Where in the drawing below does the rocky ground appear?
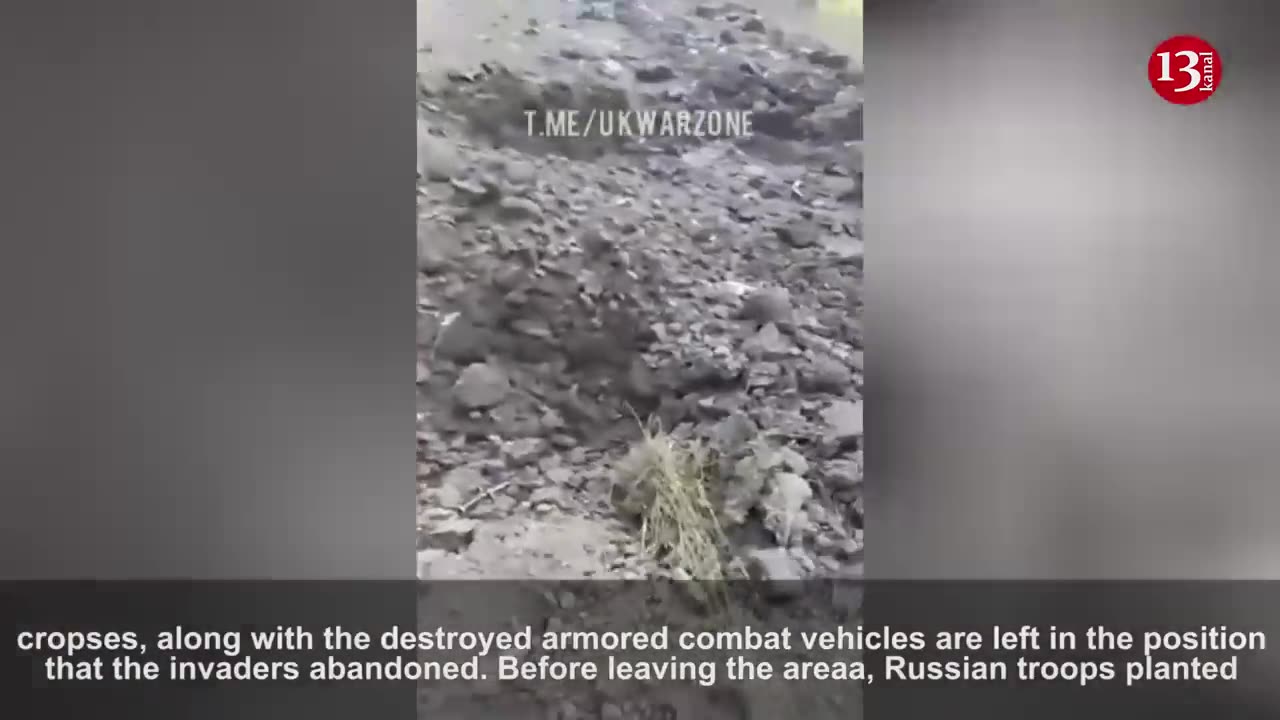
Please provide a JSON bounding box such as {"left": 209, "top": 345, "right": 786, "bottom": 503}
{"left": 416, "top": 0, "right": 863, "bottom": 587}
{"left": 415, "top": 2, "right": 864, "bottom": 717}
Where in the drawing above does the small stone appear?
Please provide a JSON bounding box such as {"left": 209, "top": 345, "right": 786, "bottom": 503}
{"left": 777, "top": 446, "right": 810, "bottom": 475}
{"left": 422, "top": 518, "right": 478, "bottom": 553}
{"left": 432, "top": 483, "right": 463, "bottom": 509}
{"left": 808, "top": 49, "right": 851, "bottom": 70}
{"left": 716, "top": 411, "right": 758, "bottom": 450}
{"left": 834, "top": 86, "right": 862, "bottom": 108}
{"left": 418, "top": 220, "right": 462, "bottom": 274}
{"left": 528, "top": 486, "right": 566, "bottom": 509}
{"left": 821, "top": 400, "right": 863, "bottom": 440}
{"left": 742, "top": 322, "right": 792, "bottom": 361}
{"left": 418, "top": 126, "right": 461, "bottom": 182}
{"left": 504, "top": 159, "right": 537, "bottom": 185}
{"left": 504, "top": 438, "right": 545, "bottom": 466}
{"left": 742, "top": 17, "right": 766, "bottom": 33}
{"left": 440, "top": 466, "right": 486, "bottom": 496}
{"left": 741, "top": 287, "right": 793, "bottom": 325}
{"left": 498, "top": 196, "right": 543, "bottom": 221}
{"left": 761, "top": 472, "right": 813, "bottom": 546}
{"left": 433, "top": 316, "right": 489, "bottom": 364}
{"left": 635, "top": 64, "right": 676, "bottom": 83}
{"left": 545, "top": 467, "right": 575, "bottom": 485}
{"left": 601, "top": 59, "right": 625, "bottom": 78}
{"left": 623, "top": 358, "right": 659, "bottom": 402}
{"left": 814, "top": 533, "right": 840, "bottom": 556}
{"left": 823, "top": 458, "right": 862, "bottom": 492}
{"left": 539, "top": 411, "right": 565, "bottom": 433}
{"left": 417, "top": 312, "right": 440, "bottom": 349}
{"left": 745, "top": 547, "right": 805, "bottom": 600}
{"left": 772, "top": 471, "right": 812, "bottom": 509}
{"left": 453, "top": 363, "right": 510, "bottom": 409}
{"left": 719, "top": 29, "right": 737, "bottom": 44}
{"left": 450, "top": 177, "right": 498, "bottom": 205}
{"left": 775, "top": 223, "right": 820, "bottom": 248}
{"left": 799, "top": 356, "right": 854, "bottom": 394}
{"left": 578, "top": 228, "right": 617, "bottom": 258}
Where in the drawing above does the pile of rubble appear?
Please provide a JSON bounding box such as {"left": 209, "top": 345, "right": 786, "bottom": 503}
{"left": 416, "top": 0, "right": 863, "bottom": 587}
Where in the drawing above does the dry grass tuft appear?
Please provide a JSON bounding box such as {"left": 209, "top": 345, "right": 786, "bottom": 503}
{"left": 612, "top": 421, "right": 732, "bottom": 608}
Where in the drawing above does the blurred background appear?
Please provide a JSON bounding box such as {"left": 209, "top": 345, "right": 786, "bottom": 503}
{"left": 866, "top": 0, "right": 1280, "bottom": 580}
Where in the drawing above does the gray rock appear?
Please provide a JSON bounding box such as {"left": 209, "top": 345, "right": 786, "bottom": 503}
{"left": 807, "top": 101, "right": 863, "bottom": 143}
{"left": 422, "top": 518, "right": 479, "bottom": 553}
{"left": 751, "top": 108, "right": 804, "bottom": 140}
{"left": 544, "top": 467, "right": 575, "bottom": 485}
{"left": 821, "top": 235, "right": 864, "bottom": 264}
{"left": 807, "top": 49, "right": 851, "bottom": 71}
{"left": 453, "top": 363, "right": 510, "bottom": 409}
{"left": 498, "top": 196, "right": 543, "bottom": 221}
{"left": 578, "top": 227, "right": 617, "bottom": 259}
{"left": 742, "top": 17, "right": 766, "bottom": 33}
{"left": 635, "top": 64, "right": 676, "bottom": 83}
{"left": 823, "top": 458, "right": 862, "bottom": 492}
{"left": 799, "top": 356, "right": 853, "bottom": 394}
{"left": 417, "top": 312, "right": 440, "bottom": 349}
{"left": 834, "top": 86, "right": 862, "bottom": 108}
{"left": 504, "top": 159, "right": 537, "bottom": 185}
{"left": 440, "top": 466, "right": 486, "bottom": 497}
{"left": 761, "top": 471, "right": 812, "bottom": 546}
{"left": 418, "top": 124, "right": 462, "bottom": 182}
{"left": 741, "top": 287, "right": 794, "bottom": 325}
{"left": 742, "top": 322, "right": 792, "bottom": 361}
{"left": 433, "top": 316, "right": 490, "bottom": 364}
{"left": 716, "top": 411, "right": 758, "bottom": 451}
{"left": 418, "top": 220, "right": 463, "bottom": 274}
{"left": 745, "top": 547, "right": 805, "bottom": 599}
{"left": 429, "top": 479, "right": 464, "bottom": 509}
{"left": 821, "top": 400, "right": 863, "bottom": 440}
{"left": 722, "top": 450, "right": 770, "bottom": 525}
{"left": 678, "top": 352, "right": 744, "bottom": 389}
{"left": 775, "top": 223, "right": 820, "bottom": 248}
{"left": 777, "top": 445, "right": 810, "bottom": 475}
{"left": 450, "top": 177, "right": 498, "bottom": 205}
{"left": 503, "top": 438, "right": 545, "bottom": 466}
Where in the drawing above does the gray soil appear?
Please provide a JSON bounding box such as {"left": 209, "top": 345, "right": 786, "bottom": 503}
{"left": 416, "top": 2, "right": 864, "bottom": 716}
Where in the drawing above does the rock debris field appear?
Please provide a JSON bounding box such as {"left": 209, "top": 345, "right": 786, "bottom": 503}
{"left": 417, "top": 0, "right": 863, "bottom": 586}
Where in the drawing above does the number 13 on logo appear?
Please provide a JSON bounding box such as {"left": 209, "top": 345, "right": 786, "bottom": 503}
{"left": 1148, "top": 35, "right": 1222, "bottom": 105}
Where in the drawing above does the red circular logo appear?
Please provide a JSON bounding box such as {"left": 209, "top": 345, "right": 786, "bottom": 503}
{"left": 1148, "top": 35, "right": 1221, "bottom": 105}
